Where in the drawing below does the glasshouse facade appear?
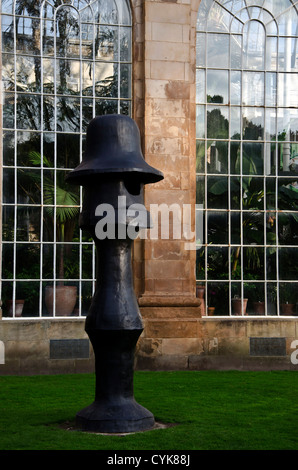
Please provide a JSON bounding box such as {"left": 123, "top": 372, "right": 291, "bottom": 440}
{"left": 0, "top": 0, "right": 297, "bottom": 374}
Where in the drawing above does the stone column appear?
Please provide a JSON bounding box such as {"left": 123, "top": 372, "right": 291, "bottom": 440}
{"left": 138, "top": 0, "right": 200, "bottom": 316}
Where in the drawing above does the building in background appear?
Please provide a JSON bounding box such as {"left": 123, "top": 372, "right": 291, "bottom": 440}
{"left": 0, "top": 0, "right": 297, "bottom": 374}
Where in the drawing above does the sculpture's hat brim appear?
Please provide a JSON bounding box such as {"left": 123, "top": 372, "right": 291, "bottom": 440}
{"left": 66, "top": 115, "right": 164, "bottom": 185}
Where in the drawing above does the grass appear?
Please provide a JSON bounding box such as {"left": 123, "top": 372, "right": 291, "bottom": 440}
{"left": 0, "top": 370, "right": 297, "bottom": 450}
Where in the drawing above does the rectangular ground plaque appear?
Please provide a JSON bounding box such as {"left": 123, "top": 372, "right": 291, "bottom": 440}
{"left": 249, "top": 337, "right": 286, "bottom": 356}
{"left": 50, "top": 339, "right": 90, "bottom": 359}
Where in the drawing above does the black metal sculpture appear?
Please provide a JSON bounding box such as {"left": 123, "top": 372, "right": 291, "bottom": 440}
{"left": 66, "top": 115, "right": 164, "bottom": 433}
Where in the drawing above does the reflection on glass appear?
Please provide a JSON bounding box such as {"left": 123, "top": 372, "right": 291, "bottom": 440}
{"left": 120, "top": 64, "right": 131, "bottom": 98}
{"left": 196, "top": 69, "right": 205, "bottom": 103}
{"left": 243, "top": 107, "right": 264, "bottom": 140}
{"left": 230, "top": 34, "right": 241, "bottom": 69}
{"left": 266, "top": 36, "right": 277, "bottom": 71}
{"left": 207, "top": 33, "right": 229, "bottom": 68}
{"left": 196, "top": 141, "right": 205, "bottom": 173}
{"left": 3, "top": 92, "right": 15, "bottom": 129}
{"left": 230, "top": 107, "right": 241, "bottom": 139}
{"left": 278, "top": 37, "right": 298, "bottom": 73}
{"left": 278, "top": 73, "right": 298, "bottom": 107}
{"left": 56, "top": 59, "right": 81, "bottom": 94}
{"left": 207, "top": 70, "right": 228, "bottom": 104}
{"left": 207, "top": 2, "right": 234, "bottom": 32}
{"left": 96, "top": 25, "right": 118, "bottom": 60}
{"left": 56, "top": 96, "right": 80, "bottom": 132}
{"left": 207, "top": 106, "right": 229, "bottom": 139}
{"left": 17, "top": 94, "right": 41, "bottom": 130}
{"left": 120, "top": 27, "right": 131, "bottom": 61}
{"left": 95, "top": 63, "right": 118, "bottom": 97}
{"left": 266, "top": 73, "right": 277, "bottom": 106}
{"left": 243, "top": 72, "right": 264, "bottom": 106}
{"left": 196, "top": 33, "right": 206, "bottom": 67}
{"left": 16, "top": 17, "right": 40, "bottom": 55}
{"left": 196, "top": 105, "right": 205, "bottom": 139}
{"left": 95, "top": 99, "right": 118, "bottom": 115}
{"left": 230, "top": 71, "right": 241, "bottom": 105}
{"left": 243, "top": 20, "right": 265, "bottom": 70}
{"left": 207, "top": 140, "right": 228, "bottom": 173}
{"left": 207, "top": 176, "right": 228, "bottom": 209}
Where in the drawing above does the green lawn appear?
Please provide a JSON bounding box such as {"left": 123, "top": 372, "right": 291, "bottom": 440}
{"left": 0, "top": 370, "right": 297, "bottom": 450}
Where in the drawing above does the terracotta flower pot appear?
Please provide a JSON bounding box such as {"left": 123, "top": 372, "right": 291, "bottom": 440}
{"left": 280, "top": 303, "right": 295, "bottom": 315}
{"left": 45, "top": 285, "right": 77, "bottom": 316}
{"left": 232, "top": 298, "right": 248, "bottom": 315}
{"left": 252, "top": 301, "right": 265, "bottom": 315}
{"left": 207, "top": 306, "right": 215, "bottom": 316}
{"left": 7, "top": 300, "right": 24, "bottom": 317}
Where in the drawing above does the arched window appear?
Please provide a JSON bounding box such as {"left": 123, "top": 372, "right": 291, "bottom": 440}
{"left": 196, "top": 0, "right": 298, "bottom": 316}
{"left": 1, "top": 0, "right": 132, "bottom": 317}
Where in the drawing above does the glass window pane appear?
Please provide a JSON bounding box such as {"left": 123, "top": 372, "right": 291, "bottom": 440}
{"left": 196, "top": 33, "right": 206, "bottom": 67}
{"left": 207, "top": 33, "right": 229, "bottom": 68}
{"left": 279, "top": 248, "right": 298, "bottom": 281}
{"left": 243, "top": 20, "right": 265, "bottom": 70}
{"left": 196, "top": 141, "right": 205, "bottom": 173}
{"left": 207, "top": 70, "right": 228, "bottom": 104}
{"left": 207, "top": 176, "right": 228, "bottom": 209}
{"left": 207, "top": 106, "right": 229, "bottom": 139}
{"left": 230, "top": 71, "right": 241, "bottom": 105}
{"left": 278, "top": 73, "right": 298, "bottom": 107}
{"left": 243, "top": 107, "right": 264, "bottom": 140}
{"left": 2, "top": 168, "right": 15, "bottom": 203}
{"left": 196, "top": 176, "right": 205, "bottom": 207}
{"left": 196, "top": 105, "right": 205, "bottom": 139}
{"left": 207, "top": 246, "right": 229, "bottom": 280}
{"left": 207, "top": 140, "right": 228, "bottom": 173}
{"left": 242, "top": 142, "right": 264, "bottom": 175}
{"left": 3, "top": 130, "right": 15, "bottom": 166}
{"left": 230, "top": 34, "right": 241, "bottom": 69}
{"left": 207, "top": 211, "right": 228, "bottom": 244}
{"left": 243, "top": 72, "right": 264, "bottom": 106}
{"left": 17, "top": 207, "right": 41, "bottom": 241}
{"left": 57, "top": 133, "right": 80, "bottom": 169}
{"left": 196, "top": 69, "right": 205, "bottom": 103}
{"left": 17, "top": 94, "right": 41, "bottom": 130}
{"left": 3, "top": 92, "right": 15, "bottom": 129}
{"left": 120, "top": 27, "right": 131, "bottom": 61}
{"left": 2, "top": 207, "right": 15, "bottom": 241}
{"left": 56, "top": 97, "right": 80, "bottom": 132}
{"left": 230, "top": 107, "right": 241, "bottom": 139}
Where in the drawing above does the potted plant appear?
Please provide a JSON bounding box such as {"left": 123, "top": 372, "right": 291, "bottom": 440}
{"left": 245, "top": 282, "right": 265, "bottom": 315}
{"left": 280, "top": 283, "right": 296, "bottom": 315}
{"left": 27, "top": 151, "right": 80, "bottom": 316}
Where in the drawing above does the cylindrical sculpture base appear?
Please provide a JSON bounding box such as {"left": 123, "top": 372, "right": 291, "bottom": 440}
{"left": 76, "top": 329, "right": 155, "bottom": 433}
